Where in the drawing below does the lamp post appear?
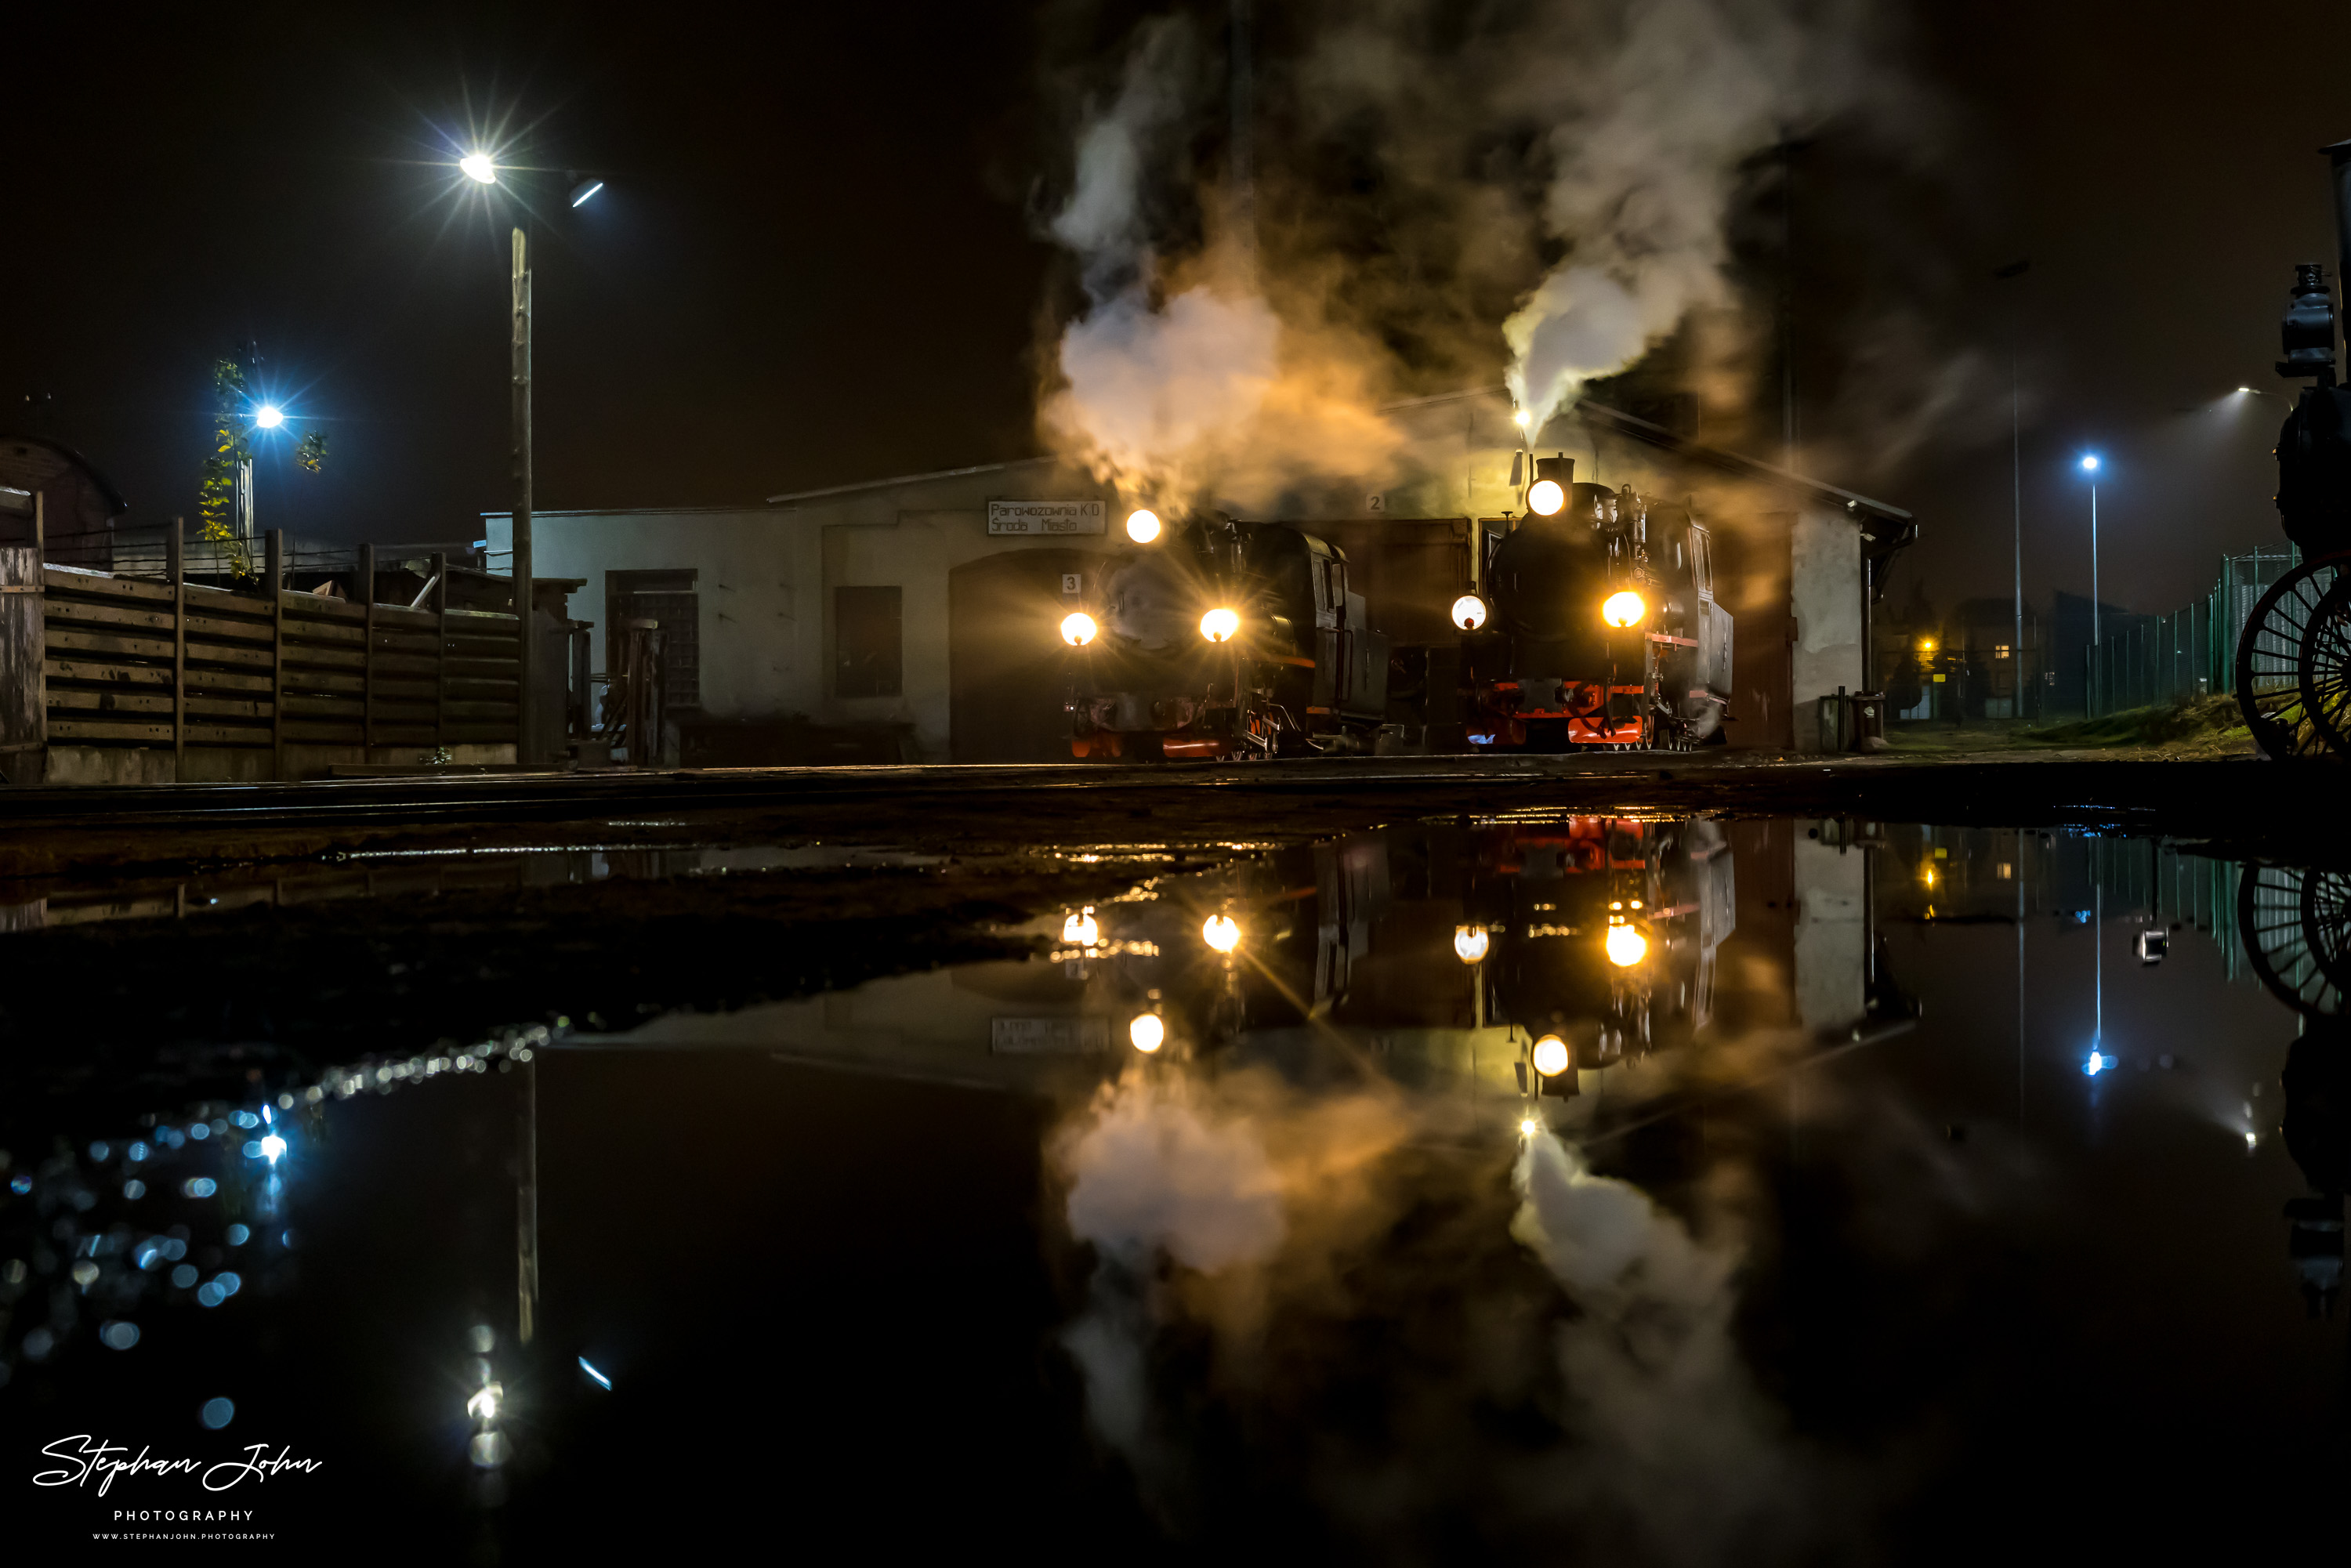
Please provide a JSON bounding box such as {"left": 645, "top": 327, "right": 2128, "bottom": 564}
{"left": 460, "top": 152, "right": 603, "bottom": 766}
{"left": 2079, "top": 453, "right": 2101, "bottom": 715}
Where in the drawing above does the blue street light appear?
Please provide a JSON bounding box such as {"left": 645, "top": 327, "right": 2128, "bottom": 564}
{"left": 254, "top": 404, "right": 284, "bottom": 429}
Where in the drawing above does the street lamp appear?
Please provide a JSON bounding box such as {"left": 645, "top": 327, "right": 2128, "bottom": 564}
{"left": 253, "top": 404, "right": 284, "bottom": 429}
{"left": 2078, "top": 453, "right": 2101, "bottom": 714}
{"left": 455, "top": 147, "right": 607, "bottom": 766}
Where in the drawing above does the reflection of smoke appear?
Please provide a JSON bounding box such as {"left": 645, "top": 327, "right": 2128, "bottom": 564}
{"left": 1511, "top": 1129, "right": 1803, "bottom": 1563}
{"left": 1052, "top": 1066, "right": 1412, "bottom": 1472}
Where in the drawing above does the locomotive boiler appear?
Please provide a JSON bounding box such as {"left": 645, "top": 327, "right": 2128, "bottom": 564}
{"left": 1057, "top": 509, "right": 1389, "bottom": 759}
{"left": 1453, "top": 458, "right": 1733, "bottom": 751}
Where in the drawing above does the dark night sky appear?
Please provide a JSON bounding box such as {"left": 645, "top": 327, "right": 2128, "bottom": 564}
{"left": 6, "top": 1, "right": 2350, "bottom": 621}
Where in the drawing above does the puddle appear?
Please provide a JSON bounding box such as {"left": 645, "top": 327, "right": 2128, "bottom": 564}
{"left": 2, "top": 816, "right": 2342, "bottom": 1555}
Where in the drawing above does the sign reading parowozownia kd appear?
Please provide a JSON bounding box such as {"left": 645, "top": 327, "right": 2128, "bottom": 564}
{"left": 987, "top": 500, "right": 1105, "bottom": 536}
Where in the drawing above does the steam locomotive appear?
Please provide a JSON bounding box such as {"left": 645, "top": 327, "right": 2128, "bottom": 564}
{"left": 1057, "top": 509, "right": 1389, "bottom": 759}
{"left": 1454, "top": 458, "right": 1734, "bottom": 751}
{"left": 1055, "top": 456, "right": 1733, "bottom": 759}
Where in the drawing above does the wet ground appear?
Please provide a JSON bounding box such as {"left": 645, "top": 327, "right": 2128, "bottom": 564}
{"left": 4, "top": 760, "right": 2349, "bottom": 1558}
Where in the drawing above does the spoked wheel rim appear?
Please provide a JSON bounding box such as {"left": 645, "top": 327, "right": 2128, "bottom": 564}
{"left": 2237, "top": 556, "right": 2348, "bottom": 759}
{"left": 2241, "top": 863, "right": 2351, "bottom": 1016}
{"left": 2302, "top": 570, "right": 2351, "bottom": 757}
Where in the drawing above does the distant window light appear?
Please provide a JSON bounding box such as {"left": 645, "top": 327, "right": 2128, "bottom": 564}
{"left": 1994, "top": 644, "right": 2012, "bottom": 659}
{"left": 1996, "top": 863, "right": 2014, "bottom": 879}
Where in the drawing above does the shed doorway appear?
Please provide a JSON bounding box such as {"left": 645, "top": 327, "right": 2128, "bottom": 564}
{"left": 949, "top": 548, "right": 1097, "bottom": 762}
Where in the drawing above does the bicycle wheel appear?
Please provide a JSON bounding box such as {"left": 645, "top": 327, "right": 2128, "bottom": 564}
{"left": 2241, "top": 863, "right": 2351, "bottom": 1017}
{"left": 2237, "top": 557, "right": 2347, "bottom": 760}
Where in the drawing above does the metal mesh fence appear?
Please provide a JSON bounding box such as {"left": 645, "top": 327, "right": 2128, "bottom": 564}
{"left": 2088, "top": 545, "right": 2298, "bottom": 715}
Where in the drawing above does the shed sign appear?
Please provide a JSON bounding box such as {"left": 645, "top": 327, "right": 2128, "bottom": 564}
{"left": 987, "top": 500, "right": 1105, "bottom": 536}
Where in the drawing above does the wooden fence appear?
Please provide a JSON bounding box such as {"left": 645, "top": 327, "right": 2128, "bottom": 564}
{"left": 1, "top": 528, "right": 523, "bottom": 784}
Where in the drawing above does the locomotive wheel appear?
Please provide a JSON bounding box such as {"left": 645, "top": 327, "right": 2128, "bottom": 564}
{"left": 2299, "top": 569, "right": 2351, "bottom": 757}
{"left": 2237, "top": 556, "right": 2349, "bottom": 759}
{"left": 2240, "top": 863, "right": 2351, "bottom": 1017}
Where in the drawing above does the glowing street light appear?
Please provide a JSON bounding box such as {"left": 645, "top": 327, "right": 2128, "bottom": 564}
{"left": 460, "top": 151, "right": 498, "bottom": 184}
{"left": 253, "top": 405, "right": 284, "bottom": 430}
{"left": 569, "top": 178, "right": 605, "bottom": 208}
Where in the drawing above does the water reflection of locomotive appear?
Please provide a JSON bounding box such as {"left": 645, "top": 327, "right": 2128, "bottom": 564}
{"left": 1465, "top": 816, "right": 1736, "bottom": 1094}
{"left": 1094, "top": 818, "right": 1732, "bottom": 1102}
{"left": 1053, "top": 460, "right": 1731, "bottom": 759}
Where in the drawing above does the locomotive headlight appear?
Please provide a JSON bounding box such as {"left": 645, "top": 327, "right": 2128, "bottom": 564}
{"left": 1605, "top": 924, "right": 1648, "bottom": 967}
{"left": 1453, "top": 925, "right": 1490, "bottom": 964}
{"left": 1449, "top": 593, "right": 1489, "bottom": 632}
{"left": 1125, "top": 509, "right": 1163, "bottom": 544}
{"left": 1527, "top": 479, "right": 1566, "bottom": 516}
{"left": 1060, "top": 611, "right": 1099, "bottom": 647}
{"left": 1602, "top": 590, "right": 1646, "bottom": 628}
{"left": 1201, "top": 914, "right": 1241, "bottom": 953}
{"left": 1531, "top": 1034, "right": 1570, "bottom": 1077}
{"left": 1199, "top": 607, "right": 1240, "bottom": 643}
{"left": 1128, "top": 1013, "right": 1165, "bottom": 1053}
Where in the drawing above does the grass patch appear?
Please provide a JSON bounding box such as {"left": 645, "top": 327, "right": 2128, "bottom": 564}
{"left": 2016, "top": 693, "right": 2251, "bottom": 751}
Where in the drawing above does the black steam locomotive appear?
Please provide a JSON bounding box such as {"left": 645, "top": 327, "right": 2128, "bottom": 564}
{"left": 1455, "top": 458, "right": 1734, "bottom": 751}
{"left": 1058, "top": 510, "right": 1389, "bottom": 759}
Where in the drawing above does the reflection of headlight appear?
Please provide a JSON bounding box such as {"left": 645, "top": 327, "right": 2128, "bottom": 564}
{"left": 1602, "top": 590, "right": 1646, "bottom": 628}
{"left": 1200, "top": 607, "right": 1240, "bottom": 643}
{"left": 1201, "top": 914, "right": 1241, "bottom": 952}
{"left": 1129, "top": 1014, "right": 1165, "bottom": 1052}
{"left": 1060, "top": 612, "right": 1098, "bottom": 646}
{"left": 1450, "top": 593, "right": 1489, "bottom": 632}
{"left": 1125, "top": 509, "right": 1162, "bottom": 544}
{"left": 1605, "top": 925, "right": 1648, "bottom": 966}
{"left": 1531, "top": 1034, "right": 1570, "bottom": 1077}
{"left": 1527, "top": 479, "right": 1565, "bottom": 515}
{"left": 1453, "top": 925, "right": 1489, "bottom": 964}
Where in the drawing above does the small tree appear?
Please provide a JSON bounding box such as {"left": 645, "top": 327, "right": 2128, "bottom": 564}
{"left": 195, "top": 357, "right": 327, "bottom": 580}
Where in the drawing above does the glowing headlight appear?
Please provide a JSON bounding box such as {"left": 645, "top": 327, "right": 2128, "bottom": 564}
{"left": 1602, "top": 590, "right": 1646, "bottom": 628}
{"left": 1129, "top": 1014, "right": 1165, "bottom": 1053}
{"left": 1527, "top": 479, "right": 1565, "bottom": 516}
{"left": 1519, "top": 1117, "right": 1540, "bottom": 1137}
{"left": 1202, "top": 914, "right": 1241, "bottom": 953}
{"left": 1450, "top": 593, "right": 1489, "bottom": 632}
{"left": 1453, "top": 925, "right": 1490, "bottom": 964}
{"left": 1605, "top": 925, "right": 1648, "bottom": 967}
{"left": 1062, "top": 908, "right": 1099, "bottom": 947}
{"left": 1531, "top": 1034, "right": 1570, "bottom": 1077}
{"left": 1200, "top": 607, "right": 1240, "bottom": 643}
{"left": 1125, "top": 509, "right": 1162, "bottom": 544}
{"left": 1060, "top": 612, "right": 1098, "bottom": 647}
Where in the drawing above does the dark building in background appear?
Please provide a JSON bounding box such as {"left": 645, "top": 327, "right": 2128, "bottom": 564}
{"left": 0, "top": 435, "right": 126, "bottom": 570}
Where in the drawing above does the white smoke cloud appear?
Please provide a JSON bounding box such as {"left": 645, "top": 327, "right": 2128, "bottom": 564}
{"left": 1500, "top": 0, "right": 1867, "bottom": 436}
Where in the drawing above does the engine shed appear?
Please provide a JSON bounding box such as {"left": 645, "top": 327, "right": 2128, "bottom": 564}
{"left": 487, "top": 393, "right": 1912, "bottom": 762}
